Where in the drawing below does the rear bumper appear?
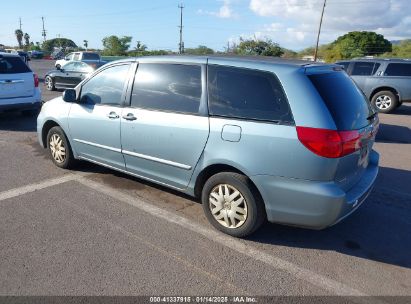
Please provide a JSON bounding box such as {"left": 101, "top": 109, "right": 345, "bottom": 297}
{"left": 0, "top": 89, "right": 41, "bottom": 112}
{"left": 251, "top": 150, "right": 379, "bottom": 229}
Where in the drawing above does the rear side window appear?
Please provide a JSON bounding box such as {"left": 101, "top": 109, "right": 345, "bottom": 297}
{"left": 384, "top": 63, "right": 411, "bottom": 76}
{"left": 82, "top": 53, "right": 100, "bottom": 60}
{"left": 0, "top": 56, "right": 31, "bottom": 74}
{"left": 208, "top": 65, "right": 293, "bottom": 123}
{"left": 131, "top": 63, "right": 202, "bottom": 115}
{"left": 351, "top": 62, "right": 375, "bottom": 76}
{"left": 308, "top": 72, "right": 374, "bottom": 130}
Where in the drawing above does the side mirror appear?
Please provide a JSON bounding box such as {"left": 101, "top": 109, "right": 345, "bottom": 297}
{"left": 62, "top": 89, "right": 77, "bottom": 103}
{"left": 56, "top": 65, "right": 61, "bottom": 70}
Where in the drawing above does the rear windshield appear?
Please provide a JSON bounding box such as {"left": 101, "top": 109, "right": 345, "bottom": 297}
{"left": 0, "top": 56, "right": 31, "bottom": 74}
{"left": 82, "top": 53, "right": 100, "bottom": 60}
{"left": 308, "top": 72, "right": 374, "bottom": 130}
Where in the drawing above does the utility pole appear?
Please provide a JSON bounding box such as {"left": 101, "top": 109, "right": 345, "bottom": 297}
{"left": 178, "top": 3, "right": 184, "bottom": 54}
{"left": 41, "top": 17, "right": 47, "bottom": 42}
{"left": 314, "top": 0, "right": 326, "bottom": 62}
{"left": 19, "top": 17, "right": 22, "bottom": 30}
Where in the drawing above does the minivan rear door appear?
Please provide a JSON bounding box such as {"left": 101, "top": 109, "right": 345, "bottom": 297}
{"left": 307, "top": 68, "right": 379, "bottom": 191}
{"left": 121, "top": 62, "right": 209, "bottom": 190}
{"left": 0, "top": 55, "right": 34, "bottom": 99}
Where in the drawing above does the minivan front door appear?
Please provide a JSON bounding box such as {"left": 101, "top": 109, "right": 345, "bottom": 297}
{"left": 121, "top": 62, "right": 209, "bottom": 189}
{"left": 68, "top": 63, "right": 132, "bottom": 170}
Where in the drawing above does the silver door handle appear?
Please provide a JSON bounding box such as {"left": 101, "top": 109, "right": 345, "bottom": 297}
{"left": 122, "top": 113, "right": 137, "bottom": 121}
{"left": 107, "top": 112, "right": 119, "bottom": 119}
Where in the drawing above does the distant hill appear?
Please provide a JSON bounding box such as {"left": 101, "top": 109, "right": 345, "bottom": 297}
{"left": 391, "top": 40, "right": 404, "bottom": 45}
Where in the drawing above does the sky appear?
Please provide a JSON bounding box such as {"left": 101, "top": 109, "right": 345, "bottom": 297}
{"left": 1, "top": 0, "right": 410, "bottom": 52}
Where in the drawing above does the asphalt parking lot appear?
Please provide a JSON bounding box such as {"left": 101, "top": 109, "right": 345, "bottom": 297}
{"left": 0, "top": 59, "right": 410, "bottom": 300}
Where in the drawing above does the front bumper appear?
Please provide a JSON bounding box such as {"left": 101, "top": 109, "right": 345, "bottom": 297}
{"left": 251, "top": 150, "right": 379, "bottom": 229}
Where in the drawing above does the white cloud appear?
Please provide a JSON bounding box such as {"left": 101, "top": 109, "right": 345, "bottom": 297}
{"left": 198, "top": 0, "right": 237, "bottom": 19}
{"left": 248, "top": 0, "right": 411, "bottom": 49}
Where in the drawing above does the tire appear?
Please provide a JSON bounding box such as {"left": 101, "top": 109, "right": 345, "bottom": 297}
{"left": 55, "top": 64, "right": 61, "bottom": 69}
{"left": 45, "top": 75, "right": 55, "bottom": 91}
{"left": 46, "top": 126, "right": 75, "bottom": 169}
{"left": 201, "top": 172, "right": 266, "bottom": 237}
{"left": 371, "top": 91, "right": 398, "bottom": 113}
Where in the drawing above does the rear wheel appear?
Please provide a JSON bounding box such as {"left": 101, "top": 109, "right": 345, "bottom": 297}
{"left": 372, "top": 91, "right": 398, "bottom": 113}
{"left": 46, "top": 126, "right": 75, "bottom": 169}
{"left": 201, "top": 172, "right": 266, "bottom": 237}
{"left": 45, "top": 76, "right": 55, "bottom": 91}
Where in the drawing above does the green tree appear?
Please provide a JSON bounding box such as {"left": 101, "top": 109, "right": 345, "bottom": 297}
{"left": 15, "top": 29, "right": 23, "bottom": 48}
{"left": 324, "top": 31, "right": 391, "bottom": 62}
{"left": 135, "top": 41, "right": 147, "bottom": 52}
{"left": 384, "top": 39, "right": 411, "bottom": 58}
{"left": 234, "top": 38, "right": 284, "bottom": 57}
{"left": 42, "top": 38, "right": 77, "bottom": 52}
{"left": 102, "top": 35, "right": 132, "bottom": 56}
{"left": 185, "top": 45, "right": 214, "bottom": 55}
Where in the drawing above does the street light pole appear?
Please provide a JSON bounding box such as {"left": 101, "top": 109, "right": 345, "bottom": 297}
{"left": 314, "top": 0, "right": 327, "bottom": 62}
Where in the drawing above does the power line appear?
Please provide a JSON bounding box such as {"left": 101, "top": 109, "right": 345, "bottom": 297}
{"left": 178, "top": 3, "right": 184, "bottom": 54}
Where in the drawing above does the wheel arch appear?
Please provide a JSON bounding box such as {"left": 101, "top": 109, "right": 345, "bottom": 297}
{"left": 193, "top": 163, "right": 262, "bottom": 202}
{"left": 370, "top": 86, "right": 400, "bottom": 101}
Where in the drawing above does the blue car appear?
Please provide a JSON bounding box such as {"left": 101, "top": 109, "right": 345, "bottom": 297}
{"left": 37, "top": 56, "right": 379, "bottom": 237}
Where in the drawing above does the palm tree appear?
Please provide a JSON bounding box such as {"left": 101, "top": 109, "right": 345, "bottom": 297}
{"left": 15, "top": 29, "right": 23, "bottom": 48}
{"left": 83, "top": 40, "right": 88, "bottom": 51}
{"left": 24, "top": 33, "right": 30, "bottom": 49}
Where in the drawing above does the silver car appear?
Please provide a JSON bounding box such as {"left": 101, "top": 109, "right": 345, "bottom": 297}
{"left": 37, "top": 56, "right": 379, "bottom": 237}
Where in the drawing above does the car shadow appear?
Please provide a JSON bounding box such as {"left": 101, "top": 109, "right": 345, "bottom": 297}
{"left": 389, "top": 103, "right": 411, "bottom": 116}
{"left": 0, "top": 112, "right": 37, "bottom": 132}
{"left": 247, "top": 166, "right": 411, "bottom": 269}
{"left": 375, "top": 123, "right": 411, "bottom": 144}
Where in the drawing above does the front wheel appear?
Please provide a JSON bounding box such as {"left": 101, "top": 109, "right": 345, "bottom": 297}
{"left": 46, "top": 126, "right": 75, "bottom": 169}
{"left": 372, "top": 91, "right": 398, "bottom": 113}
{"left": 201, "top": 172, "right": 266, "bottom": 237}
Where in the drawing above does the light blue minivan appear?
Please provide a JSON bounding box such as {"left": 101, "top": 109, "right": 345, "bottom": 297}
{"left": 37, "top": 56, "right": 379, "bottom": 237}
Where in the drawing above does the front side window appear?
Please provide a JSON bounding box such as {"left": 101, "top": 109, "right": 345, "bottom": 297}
{"left": 66, "top": 53, "right": 74, "bottom": 60}
{"left": 131, "top": 63, "right": 202, "bottom": 114}
{"left": 80, "top": 64, "right": 130, "bottom": 106}
{"left": 208, "top": 65, "right": 293, "bottom": 123}
{"left": 62, "top": 62, "right": 76, "bottom": 70}
{"left": 384, "top": 63, "right": 411, "bottom": 76}
{"left": 351, "top": 62, "right": 375, "bottom": 76}
{"left": 74, "top": 62, "right": 93, "bottom": 73}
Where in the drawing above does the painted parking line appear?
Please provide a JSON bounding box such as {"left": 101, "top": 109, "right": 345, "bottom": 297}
{"left": 0, "top": 173, "right": 385, "bottom": 302}
{"left": 77, "top": 177, "right": 382, "bottom": 301}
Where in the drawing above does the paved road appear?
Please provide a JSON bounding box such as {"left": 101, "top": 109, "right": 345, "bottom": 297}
{"left": 0, "top": 60, "right": 410, "bottom": 300}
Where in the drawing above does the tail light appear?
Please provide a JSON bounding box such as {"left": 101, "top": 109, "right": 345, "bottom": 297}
{"left": 296, "top": 126, "right": 361, "bottom": 158}
{"left": 33, "top": 74, "right": 39, "bottom": 87}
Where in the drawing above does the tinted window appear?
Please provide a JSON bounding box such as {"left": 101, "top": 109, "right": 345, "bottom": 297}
{"left": 62, "top": 62, "right": 76, "bottom": 70}
{"left": 208, "top": 65, "right": 293, "bottom": 123}
{"left": 82, "top": 53, "right": 100, "bottom": 60}
{"left": 384, "top": 63, "right": 411, "bottom": 76}
{"left": 337, "top": 62, "right": 350, "bottom": 71}
{"left": 0, "top": 56, "right": 31, "bottom": 74}
{"left": 351, "top": 62, "right": 375, "bottom": 76}
{"left": 131, "top": 63, "right": 202, "bottom": 114}
{"left": 80, "top": 64, "right": 130, "bottom": 106}
{"left": 309, "top": 72, "right": 374, "bottom": 130}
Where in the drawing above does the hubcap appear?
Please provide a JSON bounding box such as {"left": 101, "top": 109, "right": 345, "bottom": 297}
{"left": 45, "top": 77, "right": 53, "bottom": 90}
{"left": 375, "top": 95, "right": 392, "bottom": 110}
{"left": 209, "top": 184, "right": 248, "bottom": 229}
{"left": 49, "top": 134, "right": 66, "bottom": 163}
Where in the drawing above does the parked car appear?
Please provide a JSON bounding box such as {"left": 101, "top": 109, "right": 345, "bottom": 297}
{"left": 336, "top": 58, "right": 411, "bottom": 113}
{"left": 30, "top": 50, "right": 44, "bottom": 59}
{"left": 55, "top": 51, "right": 104, "bottom": 69}
{"left": 0, "top": 52, "right": 41, "bottom": 115}
{"left": 37, "top": 56, "right": 379, "bottom": 237}
{"left": 44, "top": 61, "right": 101, "bottom": 91}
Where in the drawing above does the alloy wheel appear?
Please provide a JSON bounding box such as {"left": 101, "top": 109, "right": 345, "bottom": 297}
{"left": 49, "top": 134, "right": 66, "bottom": 163}
{"left": 375, "top": 95, "right": 392, "bottom": 110}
